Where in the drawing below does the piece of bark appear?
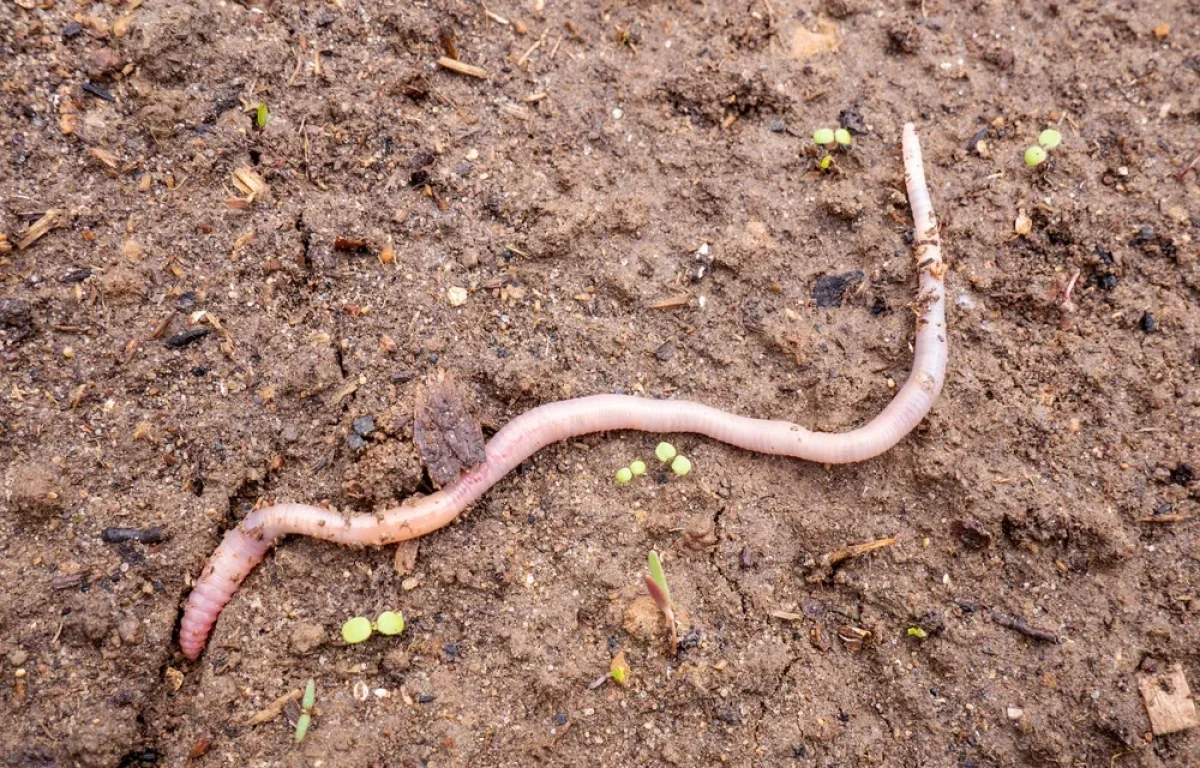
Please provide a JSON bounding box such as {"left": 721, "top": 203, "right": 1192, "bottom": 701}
{"left": 394, "top": 540, "right": 419, "bottom": 576}
{"left": 1139, "top": 664, "right": 1199, "bottom": 736}
{"left": 413, "top": 370, "right": 486, "bottom": 487}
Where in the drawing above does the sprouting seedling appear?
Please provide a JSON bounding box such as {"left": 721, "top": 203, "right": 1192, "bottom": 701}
{"left": 256, "top": 102, "right": 269, "bottom": 130}
{"left": 589, "top": 650, "right": 632, "bottom": 690}
{"left": 629, "top": 460, "right": 647, "bottom": 477}
{"left": 341, "top": 616, "right": 373, "bottom": 644}
{"left": 1025, "top": 128, "right": 1063, "bottom": 168}
{"left": 645, "top": 550, "right": 678, "bottom": 653}
{"left": 670, "top": 455, "right": 692, "bottom": 476}
{"left": 1037, "top": 129, "right": 1062, "bottom": 150}
{"left": 834, "top": 128, "right": 852, "bottom": 147}
{"left": 655, "top": 442, "right": 677, "bottom": 462}
{"left": 906, "top": 626, "right": 928, "bottom": 639}
{"left": 615, "top": 466, "right": 633, "bottom": 485}
{"left": 295, "top": 678, "right": 316, "bottom": 743}
{"left": 376, "top": 610, "right": 405, "bottom": 636}
{"left": 813, "top": 128, "right": 835, "bottom": 146}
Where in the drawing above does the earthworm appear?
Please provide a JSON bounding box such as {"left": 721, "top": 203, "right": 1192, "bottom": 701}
{"left": 178, "top": 123, "right": 947, "bottom": 661}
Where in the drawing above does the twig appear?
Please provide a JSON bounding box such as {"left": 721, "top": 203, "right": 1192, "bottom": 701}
{"left": 990, "top": 611, "right": 1062, "bottom": 644}
{"left": 821, "top": 536, "right": 898, "bottom": 568}
{"left": 437, "top": 56, "right": 487, "bottom": 79}
{"left": 246, "top": 688, "right": 302, "bottom": 726}
{"left": 516, "top": 30, "right": 547, "bottom": 67}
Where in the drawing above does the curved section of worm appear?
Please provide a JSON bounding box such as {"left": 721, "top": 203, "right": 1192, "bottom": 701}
{"left": 179, "top": 123, "right": 946, "bottom": 661}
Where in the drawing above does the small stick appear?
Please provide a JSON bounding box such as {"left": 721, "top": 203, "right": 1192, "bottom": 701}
{"left": 1139, "top": 514, "right": 1188, "bottom": 523}
{"left": 516, "top": 30, "right": 547, "bottom": 67}
{"left": 990, "top": 612, "right": 1062, "bottom": 644}
{"left": 437, "top": 56, "right": 487, "bottom": 79}
{"left": 18, "top": 209, "right": 62, "bottom": 250}
{"left": 821, "top": 536, "right": 897, "bottom": 568}
{"left": 246, "top": 688, "right": 302, "bottom": 726}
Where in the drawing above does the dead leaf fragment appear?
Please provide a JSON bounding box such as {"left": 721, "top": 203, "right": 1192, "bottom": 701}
{"left": 229, "top": 168, "right": 267, "bottom": 207}
{"left": 790, "top": 20, "right": 842, "bottom": 59}
{"left": 164, "top": 666, "right": 184, "bottom": 692}
{"left": 413, "top": 370, "right": 486, "bottom": 487}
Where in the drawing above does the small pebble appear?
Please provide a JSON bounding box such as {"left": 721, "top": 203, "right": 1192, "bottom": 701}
{"left": 447, "top": 286, "right": 468, "bottom": 306}
{"left": 352, "top": 416, "right": 376, "bottom": 437}
{"left": 117, "top": 618, "right": 144, "bottom": 646}
{"left": 1139, "top": 311, "right": 1157, "bottom": 333}
{"left": 7, "top": 649, "right": 29, "bottom": 667}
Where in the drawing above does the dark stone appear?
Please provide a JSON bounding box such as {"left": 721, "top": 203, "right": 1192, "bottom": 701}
{"left": 1170, "top": 463, "right": 1194, "bottom": 486}
{"left": 164, "top": 328, "right": 211, "bottom": 348}
{"left": 1139, "top": 311, "right": 1157, "bottom": 333}
{"left": 812, "top": 271, "right": 864, "bottom": 308}
{"left": 352, "top": 416, "right": 376, "bottom": 437}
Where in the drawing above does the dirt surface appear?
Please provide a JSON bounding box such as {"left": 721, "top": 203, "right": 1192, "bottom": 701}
{"left": 2, "top": 0, "right": 1199, "bottom": 766}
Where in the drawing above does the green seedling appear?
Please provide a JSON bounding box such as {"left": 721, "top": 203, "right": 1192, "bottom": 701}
{"left": 645, "top": 550, "right": 678, "bottom": 653}
{"left": 341, "top": 616, "right": 372, "bottom": 644}
{"left": 295, "top": 678, "right": 316, "bottom": 743}
{"left": 615, "top": 466, "right": 633, "bottom": 485}
{"left": 1024, "top": 145, "right": 1047, "bottom": 167}
{"left": 834, "top": 128, "right": 852, "bottom": 147}
{"left": 629, "top": 460, "right": 647, "bottom": 477}
{"left": 294, "top": 712, "right": 312, "bottom": 743}
{"left": 1037, "top": 128, "right": 1062, "bottom": 150}
{"left": 670, "top": 455, "right": 692, "bottom": 476}
{"left": 906, "top": 626, "right": 929, "bottom": 639}
{"left": 376, "top": 611, "right": 405, "bottom": 636}
{"left": 813, "top": 128, "right": 835, "bottom": 146}
{"left": 819, "top": 154, "right": 834, "bottom": 171}
{"left": 256, "top": 102, "right": 269, "bottom": 130}
{"left": 655, "top": 442, "right": 677, "bottom": 462}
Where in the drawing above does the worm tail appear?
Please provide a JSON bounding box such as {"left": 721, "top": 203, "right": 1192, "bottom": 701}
{"left": 179, "top": 525, "right": 273, "bottom": 660}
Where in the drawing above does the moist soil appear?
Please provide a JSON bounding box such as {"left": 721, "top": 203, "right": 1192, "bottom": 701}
{"left": 2, "top": 1, "right": 1199, "bottom": 766}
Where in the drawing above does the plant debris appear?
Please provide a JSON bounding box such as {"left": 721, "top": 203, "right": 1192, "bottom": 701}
{"left": 413, "top": 370, "right": 486, "bottom": 487}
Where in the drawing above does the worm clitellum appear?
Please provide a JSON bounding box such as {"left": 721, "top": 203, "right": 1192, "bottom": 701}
{"left": 179, "top": 123, "right": 947, "bottom": 660}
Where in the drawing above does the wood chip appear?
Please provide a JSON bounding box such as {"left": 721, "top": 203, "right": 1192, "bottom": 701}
{"left": 437, "top": 56, "right": 487, "bottom": 79}
{"left": 0, "top": 234, "right": 10, "bottom": 253}
{"left": 1139, "top": 664, "right": 1198, "bottom": 736}
{"left": 769, "top": 610, "right": 805, "bottom": 622}
{"left": 246, "top": 688, "right": 302, "bottom": 726}
{"left": 88, "top": 147, "right": 119, "bottom": 176}
{"left": 18, "top": 209, "right": 63, "bottom": 250}
{"left": 650, "top": 295, "right": 689, "bottom": 309}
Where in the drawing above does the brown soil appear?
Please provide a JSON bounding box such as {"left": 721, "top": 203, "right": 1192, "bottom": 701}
{"left": 2, "top": 0, "right": 1199, "bottom": 766}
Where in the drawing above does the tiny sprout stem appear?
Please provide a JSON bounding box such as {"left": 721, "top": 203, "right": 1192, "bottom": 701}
{"left": 294, "top": 712, "right": 312, "bottom": 743}
{"left": 302, "top": 679, "right": 316, "bottom": 712}
{"left": 648, "top": 551, "right": 670, "bottom": 603}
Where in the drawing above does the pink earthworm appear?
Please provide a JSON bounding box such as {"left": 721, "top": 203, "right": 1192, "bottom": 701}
{"left": 178, "top": 123, "right": 947, "bottom": 661}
